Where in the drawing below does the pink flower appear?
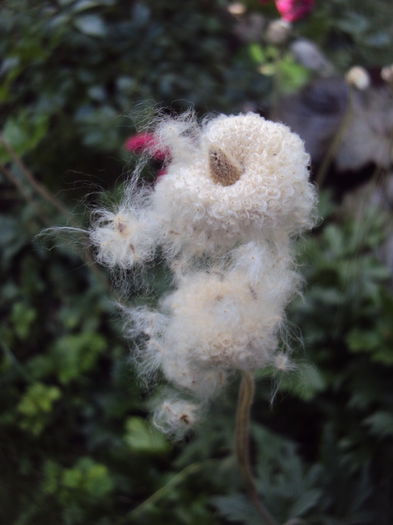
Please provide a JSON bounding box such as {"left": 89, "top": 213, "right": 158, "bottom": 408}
{"left": 124, "top": 132, "right": 170, "bottom": 179}
{"left": 124, "top": 132, "right": 167, "bottom": 161}
{"left": 275, "top": 0, "right": 314, "bottom": 22}
{"left": 156, "top": 168, "right": 167, "bottom": 178}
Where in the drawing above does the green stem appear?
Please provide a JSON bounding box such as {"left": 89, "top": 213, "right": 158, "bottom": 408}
{"left": 127, "top": 461, "right": 206, "bottom": 519}
{"left": 235, "top": 370, "right": 279, "bottom": 525}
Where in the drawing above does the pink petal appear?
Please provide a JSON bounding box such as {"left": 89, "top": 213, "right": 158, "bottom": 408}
{"left": 275, "top": 0, "right": 314, "bottom": 22}
{"left": 124, "top": 132, "right": 169, "bottom": 161}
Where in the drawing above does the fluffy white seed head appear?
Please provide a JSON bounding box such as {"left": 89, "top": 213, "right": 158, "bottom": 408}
{"left": 90, "top": 113, "right": 316, "bottom": 268}
{"left": 126, "top": 242, "right": 298, "bottom": 402}
{"left": 126, "top": 306, "right": 229, "bottom": 398}
{"left": 151, "top": 113, "right": 316, "bottom": 261}
{"left": 160, "top": 243, "right": 298, "bottom": 373}
{"left": 123, "top": 306, "right": 169, "bottom": 380}
{"left": 88, "top": 112, "right": 317, "bottom": 435}
{"left": 90, "top": 206, "right": 157, "bottom": 269}
{"left": 153, "top": 110, "right": 200, "bottom": 165}
{"left": 161, "top": 352, "right": 228, "bottom": 399}
{"left": 153, "top": 398, "right": 201, "bottom": 438}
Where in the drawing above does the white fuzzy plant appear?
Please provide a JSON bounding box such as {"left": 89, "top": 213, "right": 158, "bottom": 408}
{"left": 90, "top": 112, "right": 317, "bottom": 441}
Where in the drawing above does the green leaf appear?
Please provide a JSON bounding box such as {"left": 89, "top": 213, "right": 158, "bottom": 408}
{"left": 277, "top": 55, "right": 311, "bottom": 94}
{"left": 365, "top": 32, "right": 391, "bottom": 47}
{"left": 11, "top": 302, "right": 37, "bottom": 340}
{"left": 74, "top": 15, "right": 107, "bottom": 37}
{"left": 289, "top": 488, "right": 322, "bottom": 518}
{"left": 337, "top": 13, "right": 369, "bottom": 35}
{"left": 278, "top": 362, "right": 326, "bottom": 401}
{"left": 66, "top": 457, "right": 114, "bottom": 497}
{"left": 72, "top": 0, "right": 115, "bottom": 13}
{"left": 124, "top": 416, "right": 169, "bottom": 454}
{"left": 52, "top": 332, "right": 106, "bottom": 384}
{"left": 213, "top": 493, "right": 260, "bottom": 524}
{"left": 347, "top": 329, "right": 379, "bottom": 353}
{"left": 42, "top": 460, "right": 62, "bottom": 494}
{"left": 248, "top": 43, "right": 265, "bottom": 64}
{"left": 17, "top": 382, "right": 61, "bottom": 435}
{"left": 0, "top": 111, "right": 49, "bottom": 162}
{"left": 364, "top": 412, "right": 393, "bottom": 438}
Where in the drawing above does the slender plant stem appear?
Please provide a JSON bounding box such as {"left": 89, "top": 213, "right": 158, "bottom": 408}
{"left": 0, "top": 164, "right": 33, "bottom": 203}
{"left": 127, "top": 461, "right": 209, "bottom": 520}
{"left": 0, "top": 134, "right": 69, "bottom": 216}
{"left": 0, "top": 136, "right": 116, "bottom": 292}
{"left": 315, "top": 89, "right": 354, "bottom": 188}
{"left": 235, "top": 370, "right": 279, "bottom": 525}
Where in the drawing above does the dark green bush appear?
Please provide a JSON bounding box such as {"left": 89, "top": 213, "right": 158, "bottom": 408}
{"left": 1, "top": 1, "right": 393, "bottom": 524}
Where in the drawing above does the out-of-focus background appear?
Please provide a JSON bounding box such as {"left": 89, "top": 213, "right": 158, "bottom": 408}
{"left": 1, "top": 1, "right": 393, "bottom": 524}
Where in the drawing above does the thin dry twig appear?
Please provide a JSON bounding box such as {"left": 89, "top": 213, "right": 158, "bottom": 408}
{"left": 0, "top": 163, "right": 32, "bottom": 203}
{"left": 315, "top": 90, "right": 354, "bottom": 188}
{"left": 0, "top": 136, "right": 114, "bottom": 292}
{"left": 0, "top": 134, "right": 70, "bottom": 216}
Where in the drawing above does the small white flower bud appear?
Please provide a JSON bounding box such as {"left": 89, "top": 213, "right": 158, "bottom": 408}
{"left": 381, "top": 64, "right": 393, "bottom": 86}
{"left": 265, "top": 19, "right": 291, "bottom": 45}
{"left": 345, "top": 66, "right": 370, "bottom": 90}
{"left": 228, "top": 2, "right": 246, "bottom": 16}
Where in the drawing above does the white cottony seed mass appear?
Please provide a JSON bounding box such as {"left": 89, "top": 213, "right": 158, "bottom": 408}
{"left": 90, "top": 112, "right": 317, "bottom": 436}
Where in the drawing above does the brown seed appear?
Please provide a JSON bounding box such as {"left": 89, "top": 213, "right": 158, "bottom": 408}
{"left": 209, "top": 146, "right": 242, "bottom": 186}
{"left": 248, "top": 285, "right": 257, "bottom": 300}
{"left": 117, "top": 221, "right": 126, "bottom": 234}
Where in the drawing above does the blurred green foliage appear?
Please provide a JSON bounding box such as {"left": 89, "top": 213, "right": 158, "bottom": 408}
{"left": 1, "top": 0, "right": 393, "bottom": 524}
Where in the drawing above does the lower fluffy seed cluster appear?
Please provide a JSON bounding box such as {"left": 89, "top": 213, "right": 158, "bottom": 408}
{"left": 90, "top": 112, "right": 317, "bottom": 437}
